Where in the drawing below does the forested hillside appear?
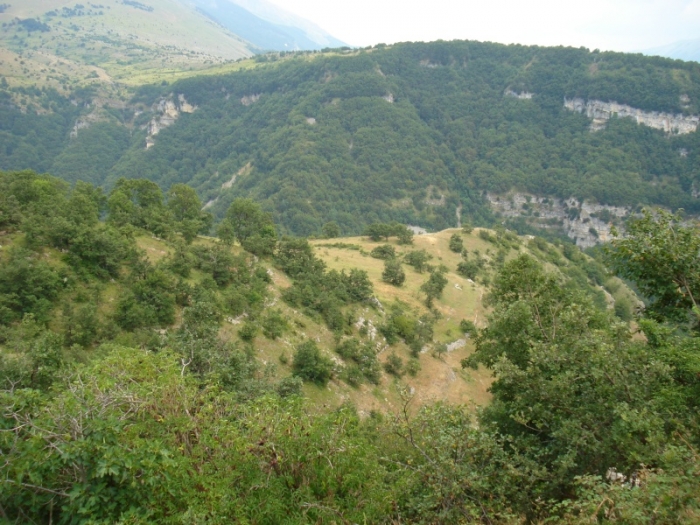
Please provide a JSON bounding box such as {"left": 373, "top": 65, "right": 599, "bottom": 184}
{"left": 2, "top": 40, "right": 700, "bottom": 236}
{"left": 1, "top": 169, "right": 699, "bottom": 523}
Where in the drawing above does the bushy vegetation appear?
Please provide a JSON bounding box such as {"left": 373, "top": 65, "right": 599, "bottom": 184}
{"left": 277, "top": 236, "right": 374, "bottom": 332}
{"left": 1, "top": 170, "right": 699, "bottom": 523}
{"left": 381, "top": 258, "right": 405, "bottom": 286}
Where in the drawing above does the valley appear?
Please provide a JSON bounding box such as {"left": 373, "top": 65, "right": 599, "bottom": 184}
{"left": 1, "top": 11, "right": 700, "bottom": 522}
{"left": 3, "top": 40, "right": 700, "bottom": 241}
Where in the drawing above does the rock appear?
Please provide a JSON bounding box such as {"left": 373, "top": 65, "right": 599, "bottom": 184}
{"left": 446, "top": 339, "right": 466, "bottom": 353}
{"left": 487, "top": 191, "right": 629, "bottom": 248}
{"left": 407, "top": 225, "right": 428, "bottom": 235}
{"left": 241, "top": 94, "right": 261, "bottom": 106}
{"left": 145, "top": 94, "right": 197, "bottom": 148}
{"left": 505, "top": 89, "right": 534, "bottom": 99}
{"left": 564, "top": 97, "right": 699, "bottom": 134}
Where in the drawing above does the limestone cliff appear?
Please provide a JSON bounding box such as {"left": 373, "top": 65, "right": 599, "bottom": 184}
{"left": 505, "top": 90, "right": 534, "bottom": 100}
{"left": 145, "top": 94, "right": 197, "bottom": 149}
{"left": 564, "top": 97, "right": 699, "bottom": 134}
{"left": 488, "top": 192, "right": 629, "bottom": 248}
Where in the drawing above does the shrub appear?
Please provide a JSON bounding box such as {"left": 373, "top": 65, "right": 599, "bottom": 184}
{"left": 406, "top": 358, "right": 421, "bottom": 377}
{"left": 322, "top": 221, "right": 341, "bottom": 238}
{"left": 460, "top": 319, "right": 477, "bottom": 336}
{"left": 420, "top": 268, "right": 448, "bottom": 307}
{"left": 382, "top": 259, "right": 405, "bottom": 286}
{"left": 261, "top": 309, "right": 288, "bottom": 340}
{"left": 478, "top": 230, "right": 496, "bottom": 243}
{"left": 238, "top": 321, "right": 258, "bottom": 341}
{"left": 370, "top": 244, "right": 396, "bottom": 259}
{"left": 404, "top": 249, "right": 432, "bottom": 273}
{"left": 449, "top": 233, "right": 463, "bottom": 253}
{"left": 292, "top": 340, "right": 333, "bottom": 386}
{"left": 276, "top": 375, "right": 303, "bottom": 397}
{"left": 335, "top": 338, "right": 382, "bottom": 385}
{"left": 383, "top": 352, "right": 404, "bottom": 377}
{"left": 342, "top": 364, "right": 364, "bottom": 387}
{"left": 457, "top": 260, "right": 480, "bottom": 280}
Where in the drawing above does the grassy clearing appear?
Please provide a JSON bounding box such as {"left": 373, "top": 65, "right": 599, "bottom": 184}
{"left": 308, "top": 229, "right": 497, "bottom": 413}
{"left": 0, "top": 228, "right": 501, "bottom": 415}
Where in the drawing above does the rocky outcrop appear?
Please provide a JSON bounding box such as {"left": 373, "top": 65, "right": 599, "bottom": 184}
{"left": 221, "top": 162, "right": 252, "bottom": 190}
{"left": 488, "top": 192, "right": 629, "bottom": 248}
{"left": 240, "top": 94, "right": 261, "bottom": 106}
{"left": 564, "top": 97, "right": 699, "bottom": 134}
{"left": 145, "top": 94, "right": 197, "bottom": 149}
{"left": 425, "top": 186, "right": 445, "bottom": 207}
{"left": 407, "top": 225, "right": 428, "bottom": 235}
{"left": 505, "top": 90, "right": 534, "bottom": 100}
{"left": 70, "top": 117, "right": 93, "bottom": 138}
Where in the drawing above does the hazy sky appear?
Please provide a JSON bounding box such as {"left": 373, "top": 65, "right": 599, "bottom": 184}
{"left": 269, "top": 0, "right": 700, "bottom": 52}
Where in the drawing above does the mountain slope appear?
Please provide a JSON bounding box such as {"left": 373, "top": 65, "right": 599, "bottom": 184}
{"left": 111, "top": 42, "right": 700, "bottom": 235}
{"left": 0, "top": 0, "right": 345, "bottom": 90}
{"left": 0, "top": 0, "right": 255, "bottom": 89}
{"left": 190, "top": 0, "right": 348, "bottom": 51}
{"left": 2, "top": 40, "right": 700, "bottom": 239}
{"left": 0, "top": 165, "right": 627, "bottom": 415}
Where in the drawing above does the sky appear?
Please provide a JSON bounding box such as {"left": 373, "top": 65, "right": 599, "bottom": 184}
{"left": 268, "top": 0, "right": 700, "bottom": 52}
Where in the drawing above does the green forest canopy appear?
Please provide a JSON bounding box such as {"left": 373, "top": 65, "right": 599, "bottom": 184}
{"left": 2, "top": 40, "right": 700, "bottom": 235}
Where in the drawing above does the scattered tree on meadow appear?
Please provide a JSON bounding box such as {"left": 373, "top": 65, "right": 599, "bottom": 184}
{"left": 382, "top": 259, "right": 406, "bottom": 286}
{"left": 420, "top": 266, "right": 448, "bottom": 307}
{"left": 448, "top": 232, "right": 463, "bottom": 253}
{"left": 403, "top": 249, "right": 432, "bottom": 273}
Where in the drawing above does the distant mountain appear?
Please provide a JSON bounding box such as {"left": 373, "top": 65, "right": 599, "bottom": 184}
{"left": 643, "top": 38, "right": 700, "bottom": 63}
{"left": 0, "top": 0, "right": 345, "bottom": 91}
{"left": 189, "top": 0, "right": 348, "bottom": 51}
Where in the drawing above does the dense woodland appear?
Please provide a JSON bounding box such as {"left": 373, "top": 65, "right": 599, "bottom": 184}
{"left": 0, "top": 169, "right": 699, "bottom": 523}
{"left": 2, "top": 40, "right": 700, "bottom": 235}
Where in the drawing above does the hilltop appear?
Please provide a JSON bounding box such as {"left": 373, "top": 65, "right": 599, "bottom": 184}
{"left": 0, "top": 171, "right": 637, "bottom": 415}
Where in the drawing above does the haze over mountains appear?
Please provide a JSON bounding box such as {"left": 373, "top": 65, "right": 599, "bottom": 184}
{"left": 190, "top": 0, "right": 347, "bottom": 51}
{"left": 644, "top": 38, "right": 700, "bottom": 64}
{"left": 0, "top": 0, "right": 345, "bottom": 89}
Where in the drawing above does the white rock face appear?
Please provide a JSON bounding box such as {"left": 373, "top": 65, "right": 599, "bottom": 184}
{"left": 240, "top": 94, "right": 261, "bottom": 106}
{"left": 145, "top": 94, "right": 197, "bottom": 149}
{"left": 488, "top": 192, "right": 629, "bottom": 248}
{"left": 70, "top": 118, "right": 92, "bottom": 138}
{"left": 446, "top": 339, "right": 466, "bottom": 353}
{"left": 564, "top": 98, "right": 699, "bottom": 134}
{"left": 505, "top": 90, "right": 534, "bottom": 100}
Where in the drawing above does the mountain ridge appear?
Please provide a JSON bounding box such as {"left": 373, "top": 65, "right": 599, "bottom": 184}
{"left": 2, "top": 40, "right": 700, "bottom": 240}
{"left": 0, "top": 0, "right": 345, "bottom": 91}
